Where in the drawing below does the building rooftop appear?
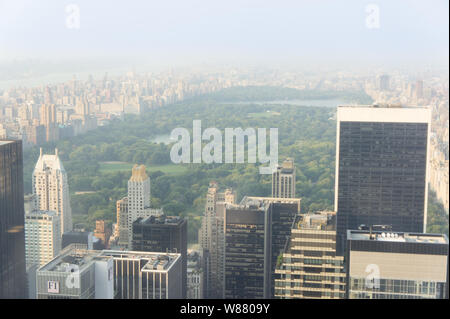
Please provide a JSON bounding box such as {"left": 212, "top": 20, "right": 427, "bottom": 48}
{"left": 100, "top": 250, "right": 180, "bottom": 272}
{"left": 0, "top": 140, "right": 14, "bottom": 146}
{"left": 240, "top": 196, "right": 301, "bottom": 213}
{"left": 348, "top": 230, "right": 448, "bottom": 244}
{"left": 38, "top": 245, "right": 101, "bottom": 273}
{"left": 129, "top": 164, "right": 148, "bottom": 182}
{"left": 25, "top": 210, "right": 59, "bottom": 219}
{"left": 338, "top": 104, "right": 428, "bottom": 109}
{"left": 135, "top": 214, "right": 184, "bottom": 226}
{"left": 34, "top": 148, "right": 65, "bottom": 172}
{"left": 227, "top": 200, "right": 266, "bottom": 212}
{"left": 38, "top": 245, "right": 181, "bottom": 273}
{"left": 295, "top": 211, "right": 336, "bottom": 231}
{"left": 337, "top": 104, "right": 431, "bottom": 124}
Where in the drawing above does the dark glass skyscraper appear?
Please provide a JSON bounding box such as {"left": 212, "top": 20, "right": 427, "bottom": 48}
{"left": 224, "top": 204, "right": 266, "bottom": 299}
{"left": 132, "top": 214, "right": 187, "bottom": 298}
{"left": 0, "top": 140, "right": 27, "bottom": 298}
{"left": 224, "top": 197, "right": 299, "bottom": 299}
{"left": 335, "top": 105, "right": 431, "bottom": 253}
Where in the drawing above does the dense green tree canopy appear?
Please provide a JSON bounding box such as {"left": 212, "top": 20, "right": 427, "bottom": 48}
{"left": 22, "top": 86, "right": 447, "bottom": 243}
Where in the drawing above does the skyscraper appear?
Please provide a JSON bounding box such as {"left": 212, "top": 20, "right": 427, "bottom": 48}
{"left": 224, "top": 196, "right": 299, "bottom": 299}
{"left": 415, "top": 80, "right": 424, "bottom": 100}
{"left": 116, "top": 197, "right": 129, "bottom": 247}
{"left": 243, "top": 196, "right": 301, "bottom": 298}
{"left": 39, "top": 104, "right": 58, "bottom": 142}
{"left": 275, "top": 211, "right": 346, "bottom": 299}
{"left": 101, "top": 249, "right": 182, "bottom": 299}
{"left": 187, "top": 250, "right": 204, "bottom": 299}
{"left": 25, "top": 210, "right": 61, "bottom": 268}
{"left": 36, "top": 245, "right": 183, "bottom": 299}
{"left": 346, "top": 230, "right": 448, "bottom": 299}
{"left": 115, "top": 165, "right": 163, "bottom": 248}
{"left": 272, "top": 158, "right": 296, "bottom": 198}
{"left": 132, "top": 214, "right": 188, "bottom": 298}
{"left": 198, "top": 182, "right": 235, "bottom": 298}
{"left": 33, "top": 148, "right": 73, "bottom": 235}
{"left": 0, "top": 140, "right": 27, "bottom": 298}
{"left": 378, "top": 74, "right": 390, "bottom": 91}
{"left": 335, "top": 105, "right": 431, "bottom": 252}
{"left": 224, "top": 202, "right": 266, "bottom": 299}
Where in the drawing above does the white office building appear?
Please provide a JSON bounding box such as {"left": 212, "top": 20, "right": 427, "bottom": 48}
{"left": 33, "top": 148, "right": 72, "bottom": 235}
{"left": 25, "top": 210, "right": 61, "bottom": 268}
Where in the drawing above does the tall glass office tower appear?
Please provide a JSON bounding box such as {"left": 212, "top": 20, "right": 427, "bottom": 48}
{"left": 0, "top": 140, "right": 27, "bottom": 298}
{"left": 335, "top": 105, "right": 431, "bottom": 253}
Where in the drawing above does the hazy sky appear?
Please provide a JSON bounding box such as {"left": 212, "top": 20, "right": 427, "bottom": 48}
{"left": 0, "top": 0, "right": 448, "bottom": 68}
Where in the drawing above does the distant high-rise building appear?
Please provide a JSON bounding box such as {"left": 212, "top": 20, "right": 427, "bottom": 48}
{"left": 101, "top": 249, "right": 182, "bottom": 299}
{"left": 24, "top": 124, "right": 46, "bottom": 146}
{"left": 36, "top": 245, "right": 183, "bottom": 299}
{"left": 415, "top": 80, "right": 424, "bottom": 99}
{"left": 116, "top": 197, "right": 129, "bottom": 247}
{"left": 198, "top": 182, "right": 235, "bottom": 298}
{"left": 0, "top": 140, "right": 27, "bottom": 298}
{"left": 335, "top": 105, "right": 431, "bottom": 253}
{"left": 94, "top": 220, "right": 111, "bottom": 248}
{"left": 75, "top": 95, "right": 90, "bottom": 117}
{"left": 378, "top": 75, "right": 390, "bottom": 91}
{"left": 275, "top": 211, "right": 346, "bottom": 299}
{"left": 36, "top": 245, "right": 115, "bottom": 299}
{"left": 272, "top": 158, "right": 296, "bottom": 198}
{"left": 33, "top": 148, "right": 73, "bottom": 235}
{"left": 25, "top": 210, "right": 61, "bottom": 268}
{"left": 115, "top": 165, "right": 163, "bottom": 248}
{"left": 40, "top": 104, "right": 58, "bottom": 142}
{"left": 61, "top": 230, "right": 102, "bottom": 250}
{"left": 187, "top": 250, "right": 204, "bottom": 299}
{"left": 132, "top": 214, "right": 188, "bottom": 298}
{"left": 347, "top": 230, "right": 449, "bottom": 299}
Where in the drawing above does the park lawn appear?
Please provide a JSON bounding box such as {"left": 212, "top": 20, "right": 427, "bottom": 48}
{"left": 247, "top": 111, "right": 281, "bottom": 118}
{"left": 99, "top": 161, "right": 188, "bottom": 175}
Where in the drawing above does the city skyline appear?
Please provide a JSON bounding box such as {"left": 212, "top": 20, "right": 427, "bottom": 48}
{"left": 0, "top": 0, "right": 448, "bottom": 303}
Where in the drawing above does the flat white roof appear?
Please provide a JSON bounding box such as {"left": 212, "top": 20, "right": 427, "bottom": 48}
{"left": 337, "top": 105, "right": 431, "bottom": 124}
{"left": 348, "top": 230, "right": 448, "bottom": 244}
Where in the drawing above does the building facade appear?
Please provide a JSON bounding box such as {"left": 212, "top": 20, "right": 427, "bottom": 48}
{"left": 224, "top": 203, "right": 267, "bottom": 299}
{"left": 0, "top": 140, "right": 27, "bottom": 298}
{"left": 115, "top": 165, "right": 163, "bottom": 248}
{"left": 116, "top": 197, "right": 129, "bottom": 247}
{"left": 198, "top": 182, "right": 235, "bottom": 298}
{"left": 33, "top": 148, "right": 73, "bottom": 235}
{"left": 275, "top": 211, "right": 346, "bottom": 299}
{"left": 335, "top": 105, "right": 431, "bottom": 252}
{"left": 272, "top": 158, "right": 296, "bottom": 198}
{"left": 36, "top": 246, "right": 182, "bottom": 299}
{"left": 36, "top": 246, "right": 114, "bottom": 299}
{"left": 243, "top": 196, "right": 301, "bottom": 297}
{"left": 25, "top": 210, "right": 61, "bottom": 268}
{"left": 187, "top": 250, "right": 204, "bottom": 299}
{"left": 224, "top": 196, "right": 300, "bottom": 299}
{"left": 100, "top": 250, "right": 182, "bottom": 299}
{"left": 347, "top": 230, "right": 449, "bottom": 299}
{"left": 132, "top": 214, "right": 188, "bottom": 298}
